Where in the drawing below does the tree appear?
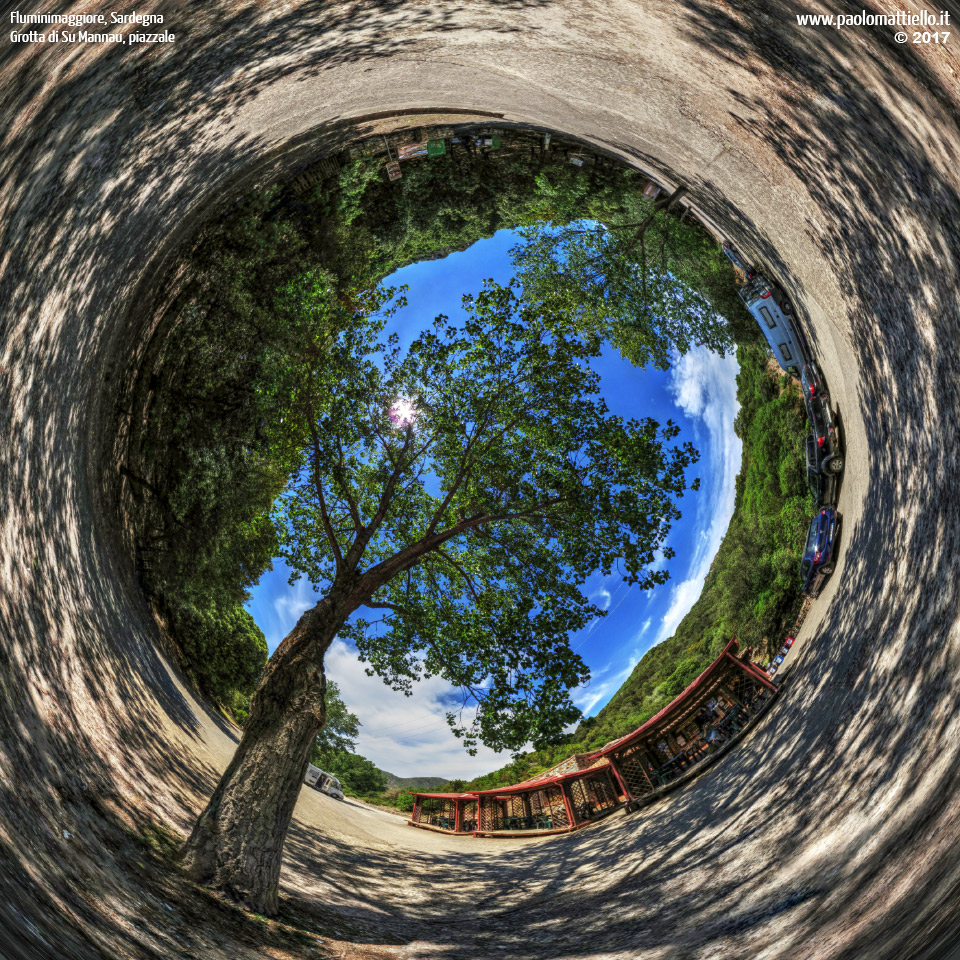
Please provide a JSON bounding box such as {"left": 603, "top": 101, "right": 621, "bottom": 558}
{"left": 317, "top": 751, "right": 386, "bottom": 795}
{"left": 311, "top": 679, "right": 360, "bottom": 758}
{"left": 308, "top": 680, "right": 385, "bottom": 794}
{"left": 511, "top": 174, "right": 735, "bottom": 369}
{"left": 178, "top": 277, "right": 698, "bottom": 914}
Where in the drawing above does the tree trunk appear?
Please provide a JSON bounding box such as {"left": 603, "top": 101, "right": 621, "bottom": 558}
{"left": 177, "top": 599, "right": 341, "bottom": 915}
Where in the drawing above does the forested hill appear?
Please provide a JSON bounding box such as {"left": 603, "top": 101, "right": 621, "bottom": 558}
{"left": 460, "top": 342, "right": 812, "bottom": 792}
{"left": 378, "top": 772, "right": 448, "bottom": 791}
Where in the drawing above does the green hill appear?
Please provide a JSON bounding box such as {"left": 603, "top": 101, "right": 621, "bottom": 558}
{"left": 460, "top": 342, "right": 812, "bottom": 792}
{"left": 378, "top": 771, "right": 449, "bottom": 791}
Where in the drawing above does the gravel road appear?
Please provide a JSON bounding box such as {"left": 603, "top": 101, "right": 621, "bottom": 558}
{"left": 2, "top": 1, "right": 960, "bottom": 958}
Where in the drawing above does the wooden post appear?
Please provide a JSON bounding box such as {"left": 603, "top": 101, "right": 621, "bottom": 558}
{"left": 738, "top": 656, "right": 779, "bottom": 692}
{"left": 604, "top": 767, "right": 619, "bottom": 807}
{"left": 607, "top": 754, "right": 634, "bottom": 799}
{"left": 559, "top": 781, "right": 577, "bottom": 827}
{"left": 522, "top": 792, "right": 533, "bottom": 822}
{"left": 454, "top": 799, "right": 462, "bottom": 833}
{"left": 718, "top": 679, "right": 743, "bottom": 707}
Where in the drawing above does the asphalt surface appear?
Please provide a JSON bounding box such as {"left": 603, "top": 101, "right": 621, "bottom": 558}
{"left": 3, "top": 1, "right": 960, "bottom": 958}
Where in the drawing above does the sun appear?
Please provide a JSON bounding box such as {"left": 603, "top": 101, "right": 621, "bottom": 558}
{"left": 389, "top": 396, "right": 419, "bottom": 429}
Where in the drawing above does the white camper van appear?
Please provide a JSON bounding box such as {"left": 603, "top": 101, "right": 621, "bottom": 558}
{"left": 738, "top": 274, "right": 806, "bottom": 378}
{"left": 303, "top": 763, "right": 345, "bottom": 800}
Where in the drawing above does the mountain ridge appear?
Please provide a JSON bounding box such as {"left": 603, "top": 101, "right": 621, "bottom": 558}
{"left": 379, "top": 771, "right": 449, "bottom": 791}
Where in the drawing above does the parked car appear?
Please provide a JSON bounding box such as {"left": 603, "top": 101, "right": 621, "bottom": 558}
{"left": 738, "top": 274, "right": 805, "bottom": 377}
{"left": 304, "top": 764, "right": 345, "bottom": 800}
{"left": 317, "top": 771, "right": 345, "bottom": 801}
{"left": 805, "top": 432, "right": 843, "bottom": 506}
{"left": 801, "top": 507, "right": 841, "bottom": 597}
{"left": 809, "top": 396, "right": 843, "bottom": 465}
{"left": 800, "top": 362, "right": 826, "bottom": 404}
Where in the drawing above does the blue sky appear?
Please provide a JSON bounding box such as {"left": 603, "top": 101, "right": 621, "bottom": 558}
{"left": 245, "top": 229, "right": 741, "bottom": 779}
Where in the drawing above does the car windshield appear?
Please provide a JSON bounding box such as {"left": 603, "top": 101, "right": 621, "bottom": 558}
{"left": 805, "top": 519, "right": 819, "bottom": 552}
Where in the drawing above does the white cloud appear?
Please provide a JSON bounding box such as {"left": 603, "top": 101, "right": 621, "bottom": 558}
{"left": 324, "top": 638, "right": 508, "bottom": 780}
{"left": 573, "top": 615, "right": 653, "bottom": 716}
{"left": 652, "top": 575, "right": 707, "bottom": 647}
{"left": 651, "top": 345, "right": 741, "bottom": 648}
{"left": 594, "top": 587, "right": 612, "bottom": 611}
{"left": 265, "top": 576, "right": 315, "bottom": 650}
{"left": 574, "top": 659, "right": 635, "bottom": 717}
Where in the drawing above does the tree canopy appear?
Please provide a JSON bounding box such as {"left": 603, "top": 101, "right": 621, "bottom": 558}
{"left": 274, "top": 277, "right": 699, "bottom": 753}
{"left": 510, "top": 171, "right": 755, "bottom": 367}
{"left": 128, "top": 135, "right": 756, "bottom": 714}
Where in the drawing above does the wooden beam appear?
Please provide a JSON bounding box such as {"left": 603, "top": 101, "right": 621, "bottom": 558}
{"left": 605, "top": 766, "right": 621, "bottom": 806}
{"left": 607, "top": 754, "right": 635, "bottom": 799}
{"left": 559, "top": 782, "right": 577, "bottom": 827}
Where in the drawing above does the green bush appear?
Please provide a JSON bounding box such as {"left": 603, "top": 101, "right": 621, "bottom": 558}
{"left": 166, "top": 599, "right": 267, "bottom": 701}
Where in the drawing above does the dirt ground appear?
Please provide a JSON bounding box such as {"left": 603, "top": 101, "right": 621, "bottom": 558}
{"left": 3, "top": 0, "right": 960, "bottom": 958}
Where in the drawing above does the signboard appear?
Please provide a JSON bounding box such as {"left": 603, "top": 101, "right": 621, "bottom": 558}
{"left": 386, "top": 161, "right": 402, "bottom": 181}
{"left": 569, "top": 155, "right": 584, "bottom": 167}
{"left": 427, "top": 139, "right": 446, "bottom": 157}
{"left": 398, "top": 142, "right": 428, "bottom": 160}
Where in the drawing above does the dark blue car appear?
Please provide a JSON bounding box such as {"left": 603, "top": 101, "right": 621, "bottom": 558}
{"left": 801, "top": 507, "right": 841, "bottom": 597}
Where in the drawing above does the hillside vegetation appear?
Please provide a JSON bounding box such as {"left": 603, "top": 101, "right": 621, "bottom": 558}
{"left": 379, "top": 772, "right": 449, "bottom": 791}
{"left": 461, "top": 343, "right": 812, "bottom": 792}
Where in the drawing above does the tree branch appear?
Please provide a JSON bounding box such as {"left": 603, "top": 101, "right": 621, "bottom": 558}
{"left": 624, "top": 184, "right": 688, "bottom": 255}
{"left": 334, "top": 433, "right": 364, "bottom": 537}
{"left": 346, "top": 429, "right": 415, "bottom": 569}
{"left": 308, "top": 419, "right": 344, "bottom": 574}
{"left": 435, "top": 548, "right": 481, "bottom": 601}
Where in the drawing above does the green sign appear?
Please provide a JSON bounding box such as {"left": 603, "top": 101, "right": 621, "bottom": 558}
{"left": 427, "top": 139, "right": 446, "bottom": 157}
